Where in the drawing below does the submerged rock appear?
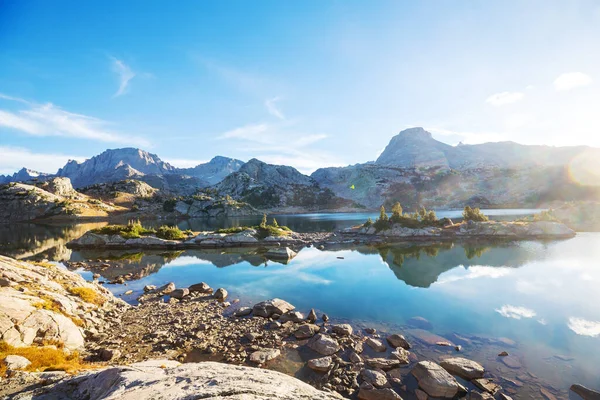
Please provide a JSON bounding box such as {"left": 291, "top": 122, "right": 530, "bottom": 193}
{"left": 386, "top": 333, "right": 411, "bottom": 350}
{"left": 249, "top": 349, "right": 280, "bottom": 364}
{"left": 570, "top": 384, "right": 600, "bottom": 400}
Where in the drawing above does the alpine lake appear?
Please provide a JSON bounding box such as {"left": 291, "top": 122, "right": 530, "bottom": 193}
{"left": 1, "top": 209, "right": 598, "bottom": 399}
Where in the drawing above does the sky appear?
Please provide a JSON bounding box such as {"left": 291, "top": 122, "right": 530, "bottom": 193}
{"left": 1, "top": 0, "right": 600, "bottom": 175}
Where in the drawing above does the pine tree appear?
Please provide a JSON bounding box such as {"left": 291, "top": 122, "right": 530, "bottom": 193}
{"left": 391, "top": 202, "right": 403, "bottom": 218}
{"left": 272, "top": 218, "right": 279, "bottom": 227}
{"left": 260, "top": 213, "right": 267, "bottom": 228}
{"left": 379, "top": 205, "right": 388, "bottom": 221}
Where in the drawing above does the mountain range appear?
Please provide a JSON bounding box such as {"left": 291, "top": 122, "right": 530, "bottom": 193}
{"left": 2, "top": 127, "right": 599, "bottom": 210}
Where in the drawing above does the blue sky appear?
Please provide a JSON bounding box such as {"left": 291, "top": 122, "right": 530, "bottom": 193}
{"left": 1, "top": 1, "right": 600, "bottom": 175}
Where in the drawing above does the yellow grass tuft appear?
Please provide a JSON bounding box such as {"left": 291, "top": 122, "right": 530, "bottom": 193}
{"left": 68, "top": 287, "right": 106, "bottom": 306}
{"left": 0, "top": 341, "right": 92, "bottom": 377}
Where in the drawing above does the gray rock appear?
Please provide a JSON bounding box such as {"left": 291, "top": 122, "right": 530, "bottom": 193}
{"left": 214, "top": 288, "right": 228, "bottom": 301}
{"left": 234, "top": 307, "right": 252, "bottom": 317}
{"left": 357, "top": 383, "right": 403, "bottom": 400}
{"left": 387, "top": 368, "right": 402, "bottom": 384}
{"left": 349, "top": 351, "right": 363, "bottom": 364}
{"left": 265, "top": 247, "right": 297, "bottom": 261}
{"left": 472, "top": 378, "right": 501, "bottom": 395}
{"left": 3, "top": 355, "right": 31, "bottom": 370}
{"left": 98, "top": 348, "right": 121, "bottom": 362}
{"left": 366, "top": 337, "right": 386, "bottom": 352}
{"left": 249, "top": 349, "right": 281, "bottom": 364}
{"left": 188, "top": 282, "right": 213, "bottom": 294}
{"left": 252, "top": 298, "right": 295, "bottom": 318}
{"left": 415, "top": 388, "right": 428, "bottom": 400}
{"left": 387, "top": 334, "right": 411, "bottom": 350}
{"left": 360, "top": 369, "right": 389, "bottom": 388}
{"left": 307, "top": 334, "right": 341, "bottom": 356}
{"left": 159, "top": 282, "right": 176, "bottom": 294}
{"left": 411, "top": 361, "right": 460, "bottom": 398}
{"left": 170, "top": 288, "right": 189, "bottom": 299}
{"left": 470, "top": 391, "right": 494, "bottom": 400}
{"left": 307, "top": 356, "right": 332, "bottom": 372}
{"left": 331, "top": 324, "right": 353, "bottom": 336}
{"left": 390, "top": 348, "right": 410, "bottom": 364}
{"left": 294, "top": 324, "right": 320, "bottom": 339}
{"left": 307, "top": 309, "right": 317, "bottom": 323}
{"left": 365, "top": 358, "right": 402, "bottom": 370}
{"left": 570, "top": 384, "right": 600, "bottom": 400}
{"left": 280, "top": 310, "right": 304, "bottom": 323}
{"left": 439, "top": 357, "right": 485, "bottom": 380}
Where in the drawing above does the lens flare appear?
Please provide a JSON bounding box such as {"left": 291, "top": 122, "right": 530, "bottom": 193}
{"left": 568, "top": 150, "right": 600, "bottom": 186}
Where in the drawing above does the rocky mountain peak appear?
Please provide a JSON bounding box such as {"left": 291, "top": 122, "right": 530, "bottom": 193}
{"left": 375, "top": 127, "right": 452, "bottom": 168}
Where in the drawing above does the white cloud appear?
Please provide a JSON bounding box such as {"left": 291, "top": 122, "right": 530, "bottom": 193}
{"left": 220, "top": 123, "right": 270, "bottom": 142}
{"left": 163, "top": 158, "right": 209, "bottom": 168}
{"left": 568, "top": 317, "right": 600, "bottom": 337}
{"left": 485, "top": 91, "right": 525, "bottom": 106}
{"left": 217, "top": 121, "right": 345, "bottom": 174}
{"left": 265, "top": 97, "right": 285, "bottom": 120}
{"left": 495, "top": 305, "right": 537, "bottom": 320}
{"left": 0, "top": 146, "right": 85, "bottom": 175}
{"left": 0, "top": 93, "right": 150, "bottom": 146}
{"left": 111, "top": 57, "right": 136, "bottom": 97}
{"left": 554, "top": 72, "right": 592, "bottom": 91}
{"left": 438, "top": 266, "right": 513, "bottom": 284}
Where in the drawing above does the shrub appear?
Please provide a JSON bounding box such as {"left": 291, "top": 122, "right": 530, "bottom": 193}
{"left": 92, "top": 220, "right": 155, "bottom": 239}
{"left": 68, "top": 287, "right": 106, "bottom": 306}
{"left": 215, "top": 226, "right": 249, "bottom": 234}
{"left": 0, "top": 341, "right": 89, "bottom": 377}
{"left": 463, "top": 206, "right": 488, "bottom": 222}
{"left": 260, "top": 213, "right": 267, "bottom": 228}
{"left": 163, "top": 199, "right": 177, "bottom": 212}
{"left": 363, "top": 217, "right": 373, "bottom": 227}
{"left": 156, "top": 225, "right": 186, "bottom": 240}
{"left": 532, "top": 210, "right": 559, "bottom": 222}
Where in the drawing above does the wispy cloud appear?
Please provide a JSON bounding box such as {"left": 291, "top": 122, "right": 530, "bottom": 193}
{"left": 218, "top": 121, "right": 344, "bottom": 174}
{"left": 485, "top": 91, "right": 524, "bottom": 106}
{"left": 0, "top": 146, "right": 86, "bottom": 175}
{"left": 495, "top": 304, "right": 537, "bottom": 320}
{"left": 568, "top": 317, "right": 600, "bottom": 337}
{"left": 265, "top": 97, "right": 285, "bottom": 119}
{"left": 554, "top": 72, "right": 592, "bottom": 91}
{"left": 0, "top": 93, "right": 150, "bottom": 146}
{"left": 111, "top": 57, "right": 136, "bottom": 97}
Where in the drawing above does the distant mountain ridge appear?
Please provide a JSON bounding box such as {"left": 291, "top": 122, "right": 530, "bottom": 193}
{"left": 2, "top": 127, "right": 600, "bottom": 209}
{"left": 374, "top": 127, "right": 594, "bottom": 169}
{"left": 0, "top": 148, "right": 245, "bottom": 192}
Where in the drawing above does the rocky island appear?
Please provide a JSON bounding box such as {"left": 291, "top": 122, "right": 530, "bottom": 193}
{"left": 66, "top": 207, "right": 576, "bottom": 258}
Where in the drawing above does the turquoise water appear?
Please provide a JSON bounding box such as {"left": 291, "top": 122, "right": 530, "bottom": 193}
{"left": 1, "top": 211, "right": 598, "bottom": 397}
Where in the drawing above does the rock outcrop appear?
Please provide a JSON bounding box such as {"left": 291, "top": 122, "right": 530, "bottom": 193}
{"left": 9, "top": 359, "right": 343, "bottom": 400}
{"left": 0, "top": 256, "right": 127, "bottom": 350}
{"left": 0, "top": 182, "right": 119, "bottom": 222}
{"left": 215, "top": 158, "right": 357, "bottom": 211}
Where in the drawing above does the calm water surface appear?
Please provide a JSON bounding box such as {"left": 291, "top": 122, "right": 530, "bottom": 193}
{"left": 1, "top": 211, "right": 598, "bottom": 399}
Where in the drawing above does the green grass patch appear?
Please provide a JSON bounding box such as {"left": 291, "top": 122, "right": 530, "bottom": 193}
{"left": 155, "top": 225, "right": 186, "bottom": 240}
{"left": 92, "top": 220, "right": 156, "bottom": 239}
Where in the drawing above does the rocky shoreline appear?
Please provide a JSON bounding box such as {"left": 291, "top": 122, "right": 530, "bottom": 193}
{"left": 2, "top": 256, "right": 599, "bottom": 399}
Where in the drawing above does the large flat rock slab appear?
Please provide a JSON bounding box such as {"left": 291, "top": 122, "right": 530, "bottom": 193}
{"left": 10, "top": 360, "right": 343, "bottom": 400}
